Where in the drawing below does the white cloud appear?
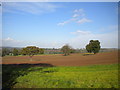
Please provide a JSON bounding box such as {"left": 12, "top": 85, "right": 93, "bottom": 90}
{"left": 57, "top": 20, "right": 70, "bottom": 26}
{"left": 72, "top": 14, "right": 79, "bottom": 18}
{"left": 69, "top": 31, "right": 118, "bottom": 48}
{"left": 74, "top": 8, "right": 84, "bottom": 13}
{"left": 2, "top": 37, "right": 64, "bottom": 48}
{"left": 57, "top": 18, "right": 76, "bottom": 26}
{"left": 77, "top": 18, "right": 92, "bottom": 24}
{"left": 71, "top": 30, "right": 91, "bottom": 35}
{"left": 57, "top": 8, "right": 91, "bottom": 26}
{"left": 3, "top": 2, "right": 59, "bottom": 15}
{"left": 2, "top": 37, "right": 25, "bottom": 47}
{"left": 69, "top": 26, "right": 118, "bottom": 48}
{"left": 4, "top": 37, "right": 14, "bottom": 41}
{"left": 73, "top": 8, "right": 85, "bottom": 17}
{"left": 2, "top": 26, "right": 118, "bottom": 49}
{"left": 2, "top": 37, "right": 38, "bottom": 47}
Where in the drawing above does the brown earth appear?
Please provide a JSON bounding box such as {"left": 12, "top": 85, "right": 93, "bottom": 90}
{"left": 2, "top": 51, "right": 118, "bottom": 66}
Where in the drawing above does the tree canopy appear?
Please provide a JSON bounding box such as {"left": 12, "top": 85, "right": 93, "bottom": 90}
{"left": 39, "top": 48, "right": 44, "bottom": 54}
{"left": 13, "top": 48, "right": 19, "bottom": 56}
{"left": 21, "top": 46, "right": 40, "bottom": 61}
{"left": 2, "top": 48, "right": 11, "bottom": 57}
{"left": 61, "top": 45, "right": 71, "bottom": 56}
{"left": 86, "top": 40, "right": 101, "bottom": 54}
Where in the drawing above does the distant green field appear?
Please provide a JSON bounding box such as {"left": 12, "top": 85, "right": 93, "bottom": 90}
{"left": 3, "top": 64, "right": 119, "bottom": 88}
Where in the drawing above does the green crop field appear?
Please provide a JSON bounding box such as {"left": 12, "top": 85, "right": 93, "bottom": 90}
{"left": 3, "top": 63, "right": 119, "bottom": 88}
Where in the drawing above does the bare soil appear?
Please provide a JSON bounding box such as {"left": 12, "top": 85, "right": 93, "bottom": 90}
{"left": 2, "top": 51, "right": 118, "bottom": 66}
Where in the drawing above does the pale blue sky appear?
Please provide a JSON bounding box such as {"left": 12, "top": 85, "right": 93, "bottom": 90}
{"left": 2, "top": 2, "right": 118, "bottom": 48}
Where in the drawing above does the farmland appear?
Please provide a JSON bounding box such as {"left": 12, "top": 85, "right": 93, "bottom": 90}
{"left": 2, "top": 1, "right": 119, "bottom": 89}
{"left": 2, "top": 51, "right": 119, "bottom": 88}
{"left": 2, "top": 51, "right": 118, "bottom": 66}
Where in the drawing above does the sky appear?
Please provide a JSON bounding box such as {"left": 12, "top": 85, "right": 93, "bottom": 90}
{"left": 2, "top": 2, "right": 118, "bottom": 48}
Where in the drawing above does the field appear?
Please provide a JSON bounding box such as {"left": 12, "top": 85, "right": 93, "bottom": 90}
{"left": 2, "top": 51, "right": 118, "bottom": 66}
{"left": 2, "top": 51, "right": 119, "bottom": 88}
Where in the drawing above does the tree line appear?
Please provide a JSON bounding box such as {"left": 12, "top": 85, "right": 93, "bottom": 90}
{"left": 2, "top": 47, "right": 44, "bottom": 57}
{"left": 2, "top": 40, "right": 101, "bottom": 59}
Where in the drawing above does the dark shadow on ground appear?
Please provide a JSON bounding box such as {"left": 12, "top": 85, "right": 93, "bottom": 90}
{"left": 2, "top": 63, "right": 55, "bottom": 89}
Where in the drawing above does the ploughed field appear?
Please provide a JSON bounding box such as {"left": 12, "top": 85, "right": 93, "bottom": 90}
{"left": 2, "top": 51, "right": 118, "bottom": 66}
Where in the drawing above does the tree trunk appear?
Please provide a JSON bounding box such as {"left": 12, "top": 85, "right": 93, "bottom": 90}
{"left": 29, "top": 56, "right": 33, "bottom": 61}
{"left": 64, "top": 53, "right": 66, "bottom": 56}
{"left": 30, "top": 57, "right": 32, "bottom": 61}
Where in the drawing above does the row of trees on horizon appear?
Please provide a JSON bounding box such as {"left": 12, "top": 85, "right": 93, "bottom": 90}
{"left": 1, "top": 40, "right": 101, "bottom": 58}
